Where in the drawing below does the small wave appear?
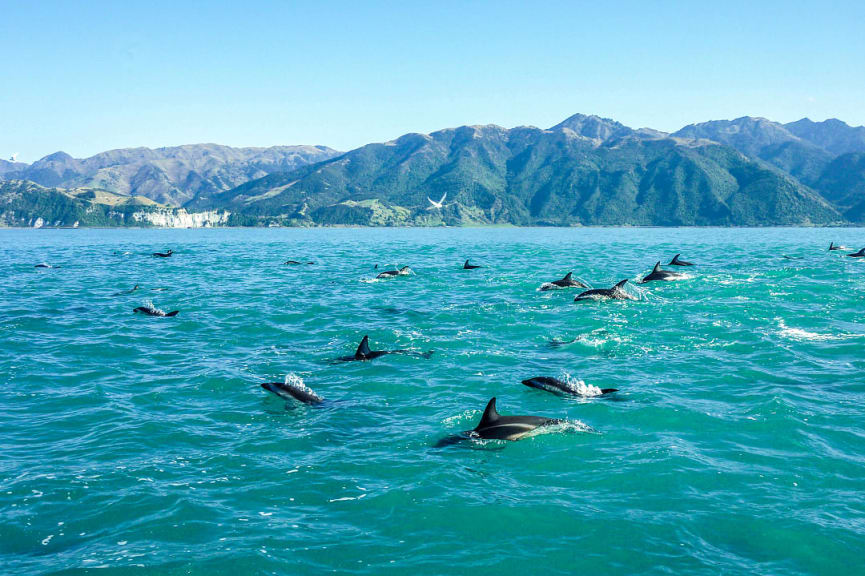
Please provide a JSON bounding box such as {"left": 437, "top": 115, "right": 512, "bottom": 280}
{"left": 622, "top": 281, "right": 649, "bottom": 300}
{"left": 329, "top": 494, "right": 367, "bottom": 502}
{"left": 546, "top": 420, "right": 596, "bottom": 434}
{"left": 549, "top": 329, "right": 621, "bottom": 349}
{"left": 442, "top": 409, "right": 480, "bottom": 427}
{"left": 776, "top": 320, "right": 838, "bottom": 342}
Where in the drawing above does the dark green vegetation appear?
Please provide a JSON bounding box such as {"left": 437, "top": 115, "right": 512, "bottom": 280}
{"left": 4, "top": 115, "right": 865, "bottom": 226}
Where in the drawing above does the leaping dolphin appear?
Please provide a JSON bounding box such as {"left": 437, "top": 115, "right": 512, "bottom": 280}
{"left": 133, "top": 305, "right": 179, "bottom": 317}
{"left": 848, "top": 248, "right": 865, "bottom": 258}
{"left": 668, "top": 254, "right": 694, "bottom": 266}
{"left": 261, "top": 380, "right": 323, "bottom": 405}
{"left": 540, "top": 272, "right": 587, "bottom": 291}
{"left": 377, "top": 266, "right": 412, "bottom": 278}
{"left": 575, "top": 279, "right": 635, "bottom": 301}
{"left": 337, "top": 335, "right": 432, "bottom": 362}
{"left": 640, "top": 262, "right": 687, "bottom": 283}
{"left": 521, "top": 376, "right": 617, "bottom": 397}
{"left": 152, "top": 250, "right": 173, "bottom": 258}
{"left": 427, "top": 192, "right": 447, "bottom": 209}
{"left": 463, "top": 260, "right": 482, "bottom": 269}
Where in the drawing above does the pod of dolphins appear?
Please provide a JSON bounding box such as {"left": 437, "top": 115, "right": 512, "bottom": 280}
{"left": 33, "top": 239, "right": 865, "bottom": 446}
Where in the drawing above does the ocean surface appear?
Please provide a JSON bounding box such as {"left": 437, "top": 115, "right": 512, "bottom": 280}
{"left": 1, "top": 227, "right": 864, "bottom": 575}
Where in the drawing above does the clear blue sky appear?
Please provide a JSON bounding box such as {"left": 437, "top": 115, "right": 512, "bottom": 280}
{"left": 2, "top": 0, "right": 864, "bottom": 162}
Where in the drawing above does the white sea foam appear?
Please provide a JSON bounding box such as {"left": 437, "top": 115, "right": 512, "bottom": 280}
{"left": 776, "top": 319, "right": 838, "bottom": 342}
{"left": 442, "top": 409, "right": 480, "bottom": 426}
{"left": 557, "top": 372, "right": 605, "bottom": 397}
{"left": 329, "top": 494, "right": 366, "bottom": 502}
{"left": 663, "top": 272, "right": 693, "bottom": 281}
{"left": 283, "top": 373, "right": 317, "bottom": 396}
{"left": 140, "top": 299, "right": 166, "bottom": 315}
{"left": 547, "top": 419, "right": 596, "bottom": 434}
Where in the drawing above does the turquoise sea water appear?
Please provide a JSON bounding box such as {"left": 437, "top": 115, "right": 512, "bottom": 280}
{"left": 1, "top": 227, "right": 864, "bottom": 575}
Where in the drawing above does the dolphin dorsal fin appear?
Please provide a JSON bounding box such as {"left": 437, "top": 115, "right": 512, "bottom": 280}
{"left": 671, "top": 253, "right": 681, "bottom": 263}
{"left": 615, "top": 279, "right": 629, "bottom": 288}
{"left": 653, "top": 262, "right": 661, "bottom": 272}
{"left": 356, "top": 335, "right": 372, "bottom": 358}
{"left": 563, "top": 272, "right": 573, "bottom": 281}
{"left": 829, "top": 243, "right": 834, "bottom": 250}
{"left": 464, "top": 260, "right": 470, "bottom": 268}
{"left": 479, "top": 397, "right": 500, "bottom": 427}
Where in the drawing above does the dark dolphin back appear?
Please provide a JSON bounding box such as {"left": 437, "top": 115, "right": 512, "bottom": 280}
{"left": 261, "top": 381, "right": 323, "bottom": 405}
{"left": 356, "top": 335, "right": 372, "bottom": 358}
{"left": 521, "top": 376, "right": 558, "bottom": 390}
{"left": 477, "top": 398, "right": 500, "bottom": 429}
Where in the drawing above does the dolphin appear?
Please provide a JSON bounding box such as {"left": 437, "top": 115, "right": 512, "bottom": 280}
{"left": 574, "top": 279, "right": 635, "bottom": 301}
{"left": 848, "top": 248, "right": 865, "bottom": 258}
{"left": 284, "top": 260, "right": 315, "bottom": 265}
{"left": 337, "top": 335, "right": 432, "bottom": 362}
{"left": 152, "top": 250, "right": 173, "bottom": 258}
{"left": 113, "top": 284, "right": 140, "bottom": 296}
{"left": 521, "top": 376, "right": 617, "bottom": 397}
{"left": 540, "top": 272, "right": 587, "bottom": 291}
{"left": 260, "top": 380, "right": 323, "bottom": 405}
{"left": 640, "top": 262, "right": 687, "bottom": 283}
{"left": 468, "top": 397, "right": 562, "bottom": 441}
{"left": 34, "top": 263, "right": 56, "bottom": 268}
{"left": 133, "top": 306, "right": 179, "bottom": 317}
{"left": 377, "top": 266, "right": 412, "bottom": 278}
{"left": 463, "top": 260, "right": 482, "bottom": 269}
{"left": 668, "top": 254, "right": 694, "bottom": 266}
{"left": 829, "top": 242, "right": 844, "bottom": 251}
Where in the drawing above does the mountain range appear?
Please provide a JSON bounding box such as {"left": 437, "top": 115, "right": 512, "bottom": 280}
{"left": 2, "top": 115, "right": 864, "bottom": 227}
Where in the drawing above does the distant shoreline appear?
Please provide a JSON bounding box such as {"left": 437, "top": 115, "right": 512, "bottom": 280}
{"left": 1, "top": 224, "right": 862, "bottom": 231}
